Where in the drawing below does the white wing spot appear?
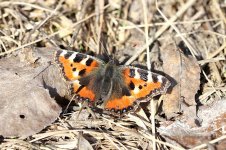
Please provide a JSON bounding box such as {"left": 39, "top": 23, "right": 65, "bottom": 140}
{"left": 133, "top": 86, "right": 140, "bottom": 94}
{"left": 73, "top": 70, "right": 79, "bottom": 77}
{"left": 134, "top": 69, "right": 140, "bottom": 79}
{"left": 68, "top": 52, "right": 77, "bottom": 63}
{"left": 80, "top": 57, "right": 89, "bottom": 65}
{"left": 157, "top": 76, "right": 163, "bottom": 83}
{"left": 60, "top": 50, "right": 67, "bottom": 56}
{"left": 147, "top": 73, "right": 153, "bottom": 82}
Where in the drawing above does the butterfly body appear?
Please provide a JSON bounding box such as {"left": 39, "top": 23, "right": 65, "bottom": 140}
{"left": 55, "top": 50, "right": 171, "bottom": 116}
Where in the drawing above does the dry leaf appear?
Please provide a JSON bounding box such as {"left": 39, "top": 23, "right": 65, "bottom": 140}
{"left": 158, "top": 100, "right": 226, "bottom": 148}
{"left": 161, "top": 43, "right": 201, "bottom": 118}
{"left": 159, "top": 121, "right": 211, "bottom": 148}
{"left": 0, "top": 48, "right": 61, "bottom": 137}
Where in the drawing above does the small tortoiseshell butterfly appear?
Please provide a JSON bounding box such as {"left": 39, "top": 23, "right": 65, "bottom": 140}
{"left": 55, "top": 50, "right": 171, "bottom": 116}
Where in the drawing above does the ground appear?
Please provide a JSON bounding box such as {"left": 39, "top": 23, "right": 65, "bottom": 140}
{"left": 0, "top": 0, "right": 225, "bottom": 149}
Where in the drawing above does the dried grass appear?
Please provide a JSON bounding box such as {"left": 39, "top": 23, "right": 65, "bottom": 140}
{"left": 0, "top": 0, "right": 225, "bottom": 149}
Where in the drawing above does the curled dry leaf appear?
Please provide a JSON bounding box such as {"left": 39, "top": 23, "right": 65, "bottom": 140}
{"left": 0, "top": 48, "right": 61, "bottom": 137}
{"left": 161, "top": 43, "right": 201, "bottom": 118}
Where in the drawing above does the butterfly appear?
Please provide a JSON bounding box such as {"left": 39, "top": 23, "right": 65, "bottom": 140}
{"left": 55, "top": 49, "right": 171, "bottom": 116}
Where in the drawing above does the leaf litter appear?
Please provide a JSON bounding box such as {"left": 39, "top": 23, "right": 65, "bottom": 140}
{"left": 0, "top": 0, "right": 226, "bottom": 149}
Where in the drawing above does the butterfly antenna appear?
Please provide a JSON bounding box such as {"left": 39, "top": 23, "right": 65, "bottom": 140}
{"left": 99, "top": 40, "right": 111, "bottom": 61}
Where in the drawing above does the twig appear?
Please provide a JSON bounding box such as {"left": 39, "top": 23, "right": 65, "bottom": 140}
{"left": 156, "top": 0, "right": 198, "bottom": 57}
{"left": 119, "top": 19, "right": 219, "bottom": 30}
{"left": 0, "top": 13, "right": 97, "bottom": 56}
{"left": 125, "top": 0, "right": 197, "bottom": 65}
{"left": 0, "top": 1, "right": 53, "bottom": 12}
{"left": 139, "top": 130, "right": 185, "bottom": 150}
{"left": 192, "top": 135, "right": 226, "bottom": 150}
{"left": 207, "top": 42, "right": 226, "bottom": 59}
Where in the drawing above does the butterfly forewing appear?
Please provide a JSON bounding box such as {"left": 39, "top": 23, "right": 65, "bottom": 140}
{"left": 55, "top": 50, "right": 104, "bottom": 102}
{"left": 55, "top": 50, "right": 103, "bottom": 81}
{"left": 121, "top": 66, "right": 170, "bottom": 98}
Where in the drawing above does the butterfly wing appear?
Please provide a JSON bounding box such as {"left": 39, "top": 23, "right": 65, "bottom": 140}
{"left": 104, "top": 66, "right": 171, "bottom": 115}
{"left": 55, "top": 50, "right": 104, "bottom": 102}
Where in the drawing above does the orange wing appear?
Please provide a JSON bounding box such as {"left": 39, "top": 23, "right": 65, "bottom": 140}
{"left": 104, "top": 66, "right": 171, "bottom": 115}
{"left": 55, "top": 50, "right": 104, "bottom": 102}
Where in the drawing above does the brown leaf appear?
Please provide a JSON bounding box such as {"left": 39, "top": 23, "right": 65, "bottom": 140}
{"left": 161, "top": 43, "right": 200, "bottom": 118}
{"left": 158, "top": 100, "right": 226, "bottom": 148}
{"left": 159, "top": 122, "right": 212, "bottom": 148}
{"left": 0, "top": 48, "right": 61, "bottom": 137}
